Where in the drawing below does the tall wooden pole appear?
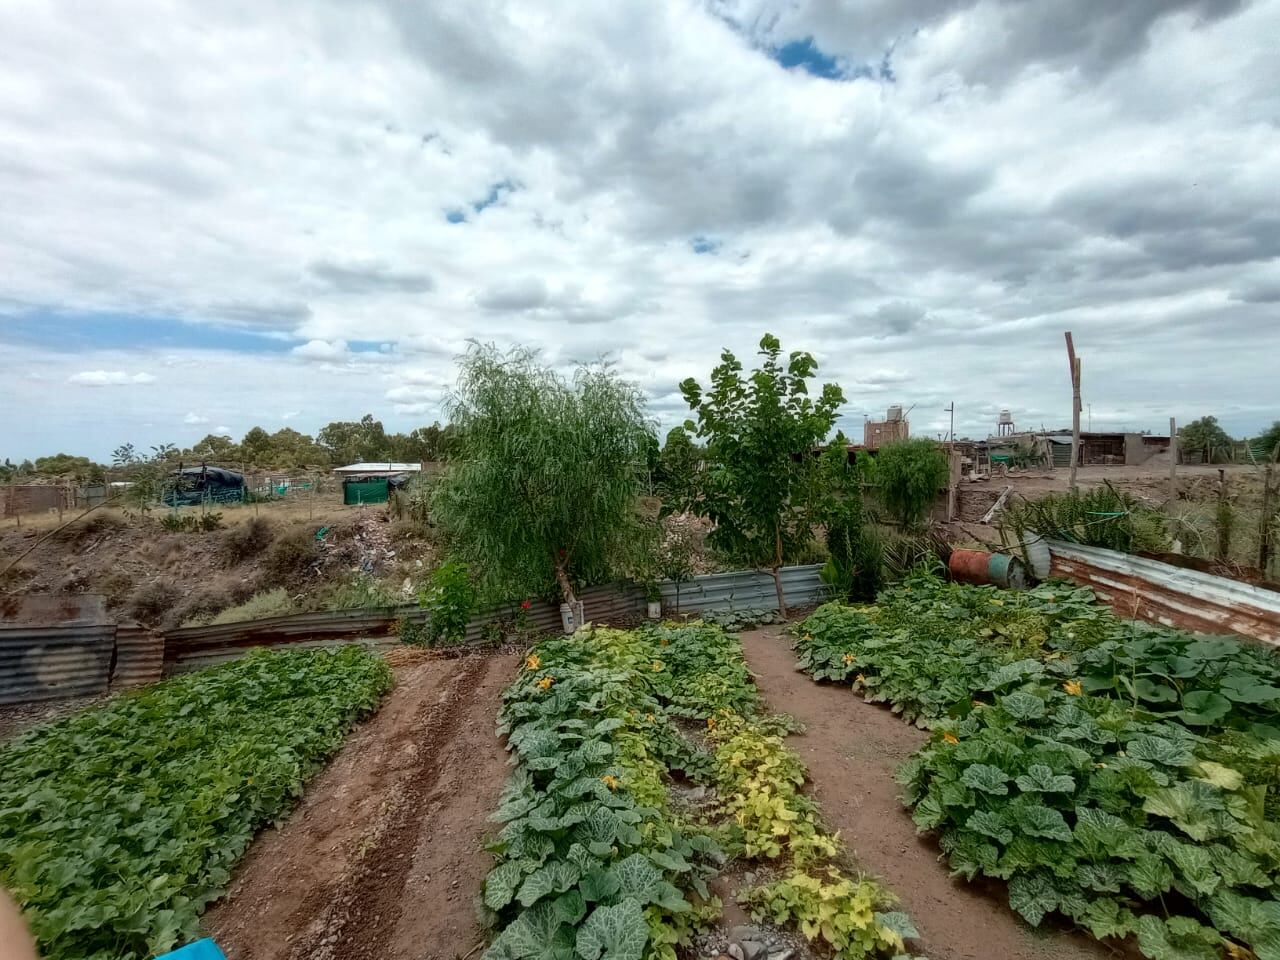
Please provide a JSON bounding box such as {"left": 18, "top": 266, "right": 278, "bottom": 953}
{"left": 1065, "top": 332, "right": 1081, "bottom": 492}
{"left": 1168, "top": 417, "right": 1178, "bottom": 505}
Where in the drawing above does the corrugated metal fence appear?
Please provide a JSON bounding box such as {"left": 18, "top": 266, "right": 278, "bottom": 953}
{"left": 1, "top": 566, "right": 828, "bottom": 701}
{"left": 1048, "top": 540, "right": 1280, "bottom": 648}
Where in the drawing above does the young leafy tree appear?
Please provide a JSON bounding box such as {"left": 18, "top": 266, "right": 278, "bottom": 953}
{"left": 431, "top": 343, "right": 651, "bottom": 608}
{"left": 871, "top": 438, "right": 949, "bottom": 529}
{"left": 1179, "top": 415, "right": 1234, "bottom": 464}
{"left": 656, "top": 426, "right": 701, "bottom": 513}
{"left": 680, "top": 333, "right": 844, "bottom": 616}
{"left": 1253, "top": 420, "right": 1280, "bottom": 462}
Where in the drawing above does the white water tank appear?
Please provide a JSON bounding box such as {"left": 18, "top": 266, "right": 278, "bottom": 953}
{"left": 886, "top": 404, "right": 904, "bottom": 422}
{"left": 998, "top": 408, "right": 1014, "bottom": 425}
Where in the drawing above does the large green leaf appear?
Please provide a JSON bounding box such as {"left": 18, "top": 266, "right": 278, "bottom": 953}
{"left": 574, "top": 899, "right": 648, "bottom": 960}
{"left": 486, "top": 860, "right": 530, "bottom": 910}
{"left": 1142, "top": 780, "right": 1223, "bottom": 841}
{"left": 610, "top": 853, "right": 662, "bottom": 903}
{"left": 485, "top": 901, "right": 576, "bottom": 960}
{"left": 966, "top": 810, "right": 1013, "bottom": 845}
{"left": 1014, "top": 764, "right": 1076, "bottom": 794}
{"left": 1000, "top": 692, "right": 1047, "bottom": 721}
{"left": 1017, "top": 805, "right": 1073, "bottom": 842}
{"left": 1133, "top": 914, "right": 1221, "bottom": 960}
{"left": 1007, "top": 873, "right": 1058, "bottom": 926}
{"left": 1177, "top": 691, "right": 1232, "bottom": 726}
{"left": 517, "top": 861, "right": 583, "bottom": 907}
{"left": 961, "top": 763, "right": 1011, "bottom": 795}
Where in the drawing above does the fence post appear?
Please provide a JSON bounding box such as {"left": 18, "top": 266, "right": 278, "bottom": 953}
{"left": 1261, "top": 462, "right": 1277, "bottom": 576}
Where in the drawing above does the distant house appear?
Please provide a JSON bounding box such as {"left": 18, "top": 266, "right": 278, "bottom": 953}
{"left": 332, "top": 462, "right": 423, "bottom": 478}
{"left": 333, "top": 462, "right": 421, "bottom": 505}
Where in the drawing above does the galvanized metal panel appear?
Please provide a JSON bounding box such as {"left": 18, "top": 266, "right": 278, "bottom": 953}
{"left": 1047, "top": 540, "right": 1280, "bottom": 648}
{"left": 0, "top": 623, "right": 115, "bottom": 704}
{"left": 658, "top": 565, "right": 826, "bottom": 615}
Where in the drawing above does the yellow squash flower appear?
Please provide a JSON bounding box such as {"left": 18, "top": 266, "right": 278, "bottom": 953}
{"left": 536, "top": 675, "right": 554, "bottom": 690}
{"left": 706, "top": 717, "right": 717, "bottom": 729}
{"left": 855, "top": 673, "right": 866, "bottom": 683}
{"left": 651, "top": 661, "right": 663, "bottom": 672}
{"left": 1063, "top": 680, "right": 1084, "bottom": 696}
{"left": 601, "top": 774, "right": 620, "bottom": 791}
{"left": 942, "top": 732, "right": 960, "bottom": 745}
{"left": 525, "top": 653, "right": 541, "bottom": 671}
{"left": 842, "top": 654, "right": 855, "bottom": 665}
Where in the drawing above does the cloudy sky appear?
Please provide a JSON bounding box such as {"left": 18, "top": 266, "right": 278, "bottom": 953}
{"left": 2, "top": 0, "right": 1278, "bottom": 460}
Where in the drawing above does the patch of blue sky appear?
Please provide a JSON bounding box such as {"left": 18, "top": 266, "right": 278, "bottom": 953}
{"left": 772, "top": 37, "right": 845, "bottom": 79}
{"left": 0, "top": 310, "right": 295, "bottom": 353}
{"left": 472, "top": 179, "right": 517, "bottom": 214}
{"left": 690, "top": 236, "right": 722, "bottom": 255}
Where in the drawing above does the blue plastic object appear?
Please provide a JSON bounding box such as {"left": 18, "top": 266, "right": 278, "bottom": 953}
{"left": 156, "top": 939, "right": 227, "bottom": 960}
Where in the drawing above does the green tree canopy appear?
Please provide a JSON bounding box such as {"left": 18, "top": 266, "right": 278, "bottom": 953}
{"left": 31, "top": 453, "right": 104, "bottom": 481}
{"left": 656, "top": 427, "right": 700, "bottom": 513}
{"left": 1179, "top": 416, "right": 1234, "bottom": 464}
{"left": 317, "top": 414, "right": 389, "bottom": 465}
{"left": 869, "top": 438, "right": 950, "bottom": 529}
{"left": 1253, "top": 421, "right": 1280, "bottom": 462}
{"left": 680, "top": 333, "right": 844, "bottom": 615}
{"left": 431, "top": 343, "right": 652, "bottom": 606}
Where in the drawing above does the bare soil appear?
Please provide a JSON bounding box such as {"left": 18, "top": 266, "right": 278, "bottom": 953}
{"left": 204, "top": 651, "right": 518, "bottom": 960}
{"left": 737, "top": 625, "right": 1114, "bottom": 960}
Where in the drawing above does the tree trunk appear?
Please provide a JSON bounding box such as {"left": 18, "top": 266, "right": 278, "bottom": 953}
{"left": 554, "top": 561, "right": 577, "bottom": 606}
{"left": 773, "top": 524, "right": 787, "bottom": 618}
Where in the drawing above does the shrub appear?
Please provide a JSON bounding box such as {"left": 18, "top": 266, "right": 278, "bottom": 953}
{"left": 262, "top": 527, "right": 319, "bottom": 585}
{"left": 191, "top": 588, "right": 296, "bottom": 626}
{"left": 417, "top": 560, "right": 476, "bottom": 645}
{"left": 870, "top": 439, "right": 949, "bottom": 529}
{"left": 128, "top": 580, "right": 182, "bottom": 626}
{"left": 824, "top": 499, "right": 883, "bottom": 602}
{"left": 1000, "top": 485, "right": 1170, "bottom": 555}
{"left": 221, "top": 517, "right": 275, "bottom": 566}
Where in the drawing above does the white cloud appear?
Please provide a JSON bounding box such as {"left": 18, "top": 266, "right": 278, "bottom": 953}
{"left": 67, "top": 370, "right": 156, "bottom": 387}
{"left": 1, "top": 0, "right": 1278, "bottom": 455}
{"left": 292, "top": 339, "right": 350, "bottom": 362}
{"left": 281, "top": 410, "right": 300, "bottom": 420}
{"left": 182, "top": 411, "right": 210, "bottom": 424}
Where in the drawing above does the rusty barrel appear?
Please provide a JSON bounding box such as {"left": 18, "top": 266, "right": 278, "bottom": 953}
{"left": 949, "top": 549, "right": 1029, "bottom": 589}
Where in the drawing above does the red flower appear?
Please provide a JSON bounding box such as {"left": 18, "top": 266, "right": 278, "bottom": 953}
{"left": 521, "top": 599, "right": 532, "bottom": 610}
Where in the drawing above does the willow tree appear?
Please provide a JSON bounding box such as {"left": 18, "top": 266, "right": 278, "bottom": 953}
{"left": 680, "top": 333, "right": 844, "bottom": 616}
{"left": 431, "top": 343, "right": 652, "bottom": 608}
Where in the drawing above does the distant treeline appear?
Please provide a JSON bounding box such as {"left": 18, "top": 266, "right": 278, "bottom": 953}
{"left": 0, "top": 416, "right": 459, "bottom": 481}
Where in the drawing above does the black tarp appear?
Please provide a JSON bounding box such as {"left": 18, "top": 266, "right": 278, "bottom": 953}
{"left": 163, "top": 466, "right": 246, "bottom": 506}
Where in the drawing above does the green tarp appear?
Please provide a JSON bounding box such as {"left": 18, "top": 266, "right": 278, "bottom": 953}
{"left": 343, "top": 479, "right": 389, "bottom": 505}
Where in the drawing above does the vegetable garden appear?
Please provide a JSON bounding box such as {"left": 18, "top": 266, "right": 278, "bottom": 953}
{"left": 482, "top": 622, "right": 920, "bottom": 960}
{"left": 0, "top": 647, "right": 391, "bottom": 960}
{"left": 795, "top": 577, "right": 1280, "bottom": 960}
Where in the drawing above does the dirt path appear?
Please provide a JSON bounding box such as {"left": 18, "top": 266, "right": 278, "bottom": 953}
{"left": 739, "top": 627, "right": 1113, "bottom": 960}
{"left": 204, "top": 651, "right": 518, "bottom": 960}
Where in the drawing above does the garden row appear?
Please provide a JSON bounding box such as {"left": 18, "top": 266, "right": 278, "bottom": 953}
{"left": 482, "top": 621, "right": 921, "bottom": 960}
{"left": 0, "top": 646, "right": 393, "bottom": 960}
{"left": 795, "top": 576, "right": 1280, "bottom": 960}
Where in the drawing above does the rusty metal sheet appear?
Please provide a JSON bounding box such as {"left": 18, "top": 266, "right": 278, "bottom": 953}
{"left": 1047, "top": 540, "right": 1280, "bottom": 648}
{"left": 111, "top": 622, "right": 164, "bottom": 689}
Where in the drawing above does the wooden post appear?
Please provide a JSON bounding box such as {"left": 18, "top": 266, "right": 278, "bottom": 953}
{"left": 1064, "top": 332, "right": 1081, "bottom": 492}
{"left": 1261, "top": 462, "right": 1276, "bottom": 575}
{"left": 1168, "top": 417, "right": 1178, "bottom": 504}
{"left": 1215, "top": 468, "right": 1230, "bottom": 562}
{"left": 946, "top": 448, "right": 961, "bottom": 522}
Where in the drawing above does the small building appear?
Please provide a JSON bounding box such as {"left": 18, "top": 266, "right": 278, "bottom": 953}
{"left": 333, "top": 463, "right": 421, "bottom": 506}
{"left": 332, "top": 462, "right": 423, "bottom": 478}
{"left": 863, "top": 405, "right": 910, "bottom": 450}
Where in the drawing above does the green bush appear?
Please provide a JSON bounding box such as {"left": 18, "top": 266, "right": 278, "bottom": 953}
{"left": 187, "top": 587, "right": 296, "bottom": 626}
{"left": 418, "top": 560, "right": 477, "bottom": 645}
{"left": 0, "top": 646, "right": 392, "bottom": 960}
{"left": 870, "top": 439, "right": 949, "bottom": 529}
{"left": 1000, "top": 485, "right": 1170, "bottom": 555}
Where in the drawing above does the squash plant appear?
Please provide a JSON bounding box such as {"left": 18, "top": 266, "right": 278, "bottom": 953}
{"left": 0, "top": 646, "right": 393, "bottom": 960}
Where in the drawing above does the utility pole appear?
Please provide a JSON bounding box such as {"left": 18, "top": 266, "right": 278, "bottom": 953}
{"left": 1064, "top": 332, "right": 1082, "bottom": 492}
{"left": 944, "top": 402, "right": 955, "bottom": 450}
{"left": 1087, "top": 403, "right": 1092, "bottom": 432}
{"left": 1169, "top": 417, "right": 1178, "bottom": 505}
